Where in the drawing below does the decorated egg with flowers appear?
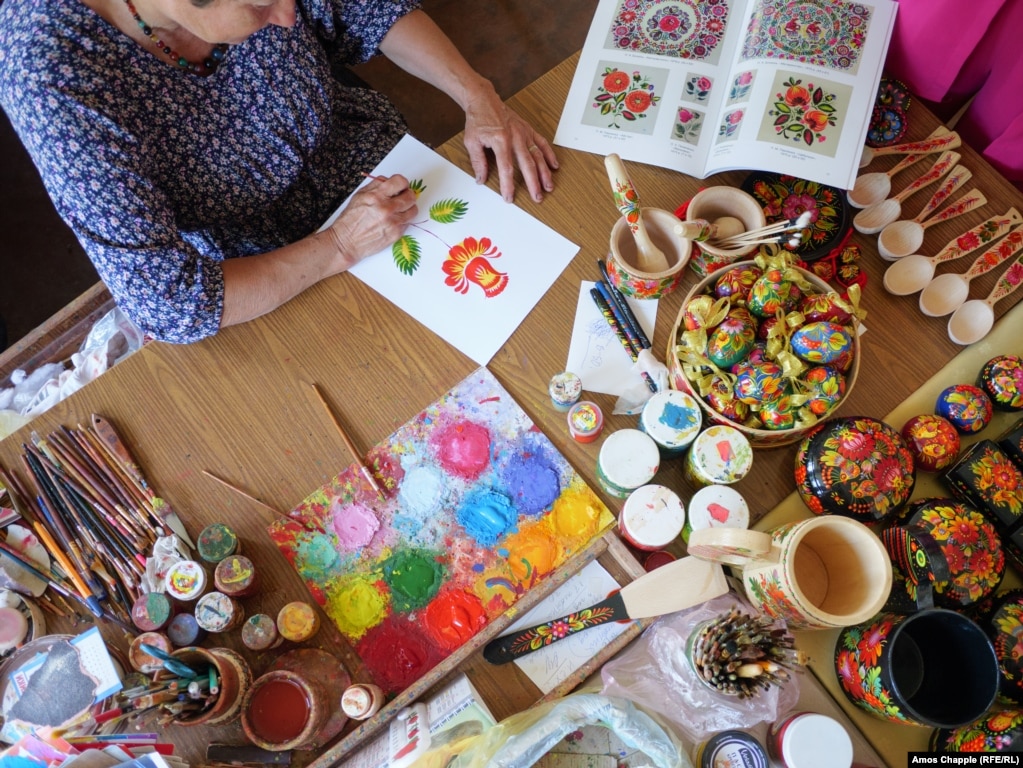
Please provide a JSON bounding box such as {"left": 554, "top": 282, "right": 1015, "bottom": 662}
{"left": 790, "top": 321, "right": 855, "bottom": 365}
{"left": 758, "top": 395, "right": 800, "bottom": 430}
{"left": 704, "top": 375, "right": 750, "bottom": 422}
{"left": 936, "top": 384, "right": 994, "bottom": 434}
{"left": 706, "top": 307, "right": 757, "bottom": 368}
{"left": 802, "top": 365, "right": 846, "bottom": 417}
{"left": 800, "top": 291, "right": 853, "bottom": 324}
{"left": 747, "top": 269, "right": 802, "bottom": 318}
{"left": 714, "top": 264, "right": 762, "bottom": 301}
{"left": 734, "top": 360, "right": 789, "bottom": 405}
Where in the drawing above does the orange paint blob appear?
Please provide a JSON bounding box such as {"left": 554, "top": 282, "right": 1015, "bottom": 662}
{"left": 503, "top": 526, "right": 560, "bottom": 583}
{"left": 422, "top": 589, "right": 487, "bottom": 651}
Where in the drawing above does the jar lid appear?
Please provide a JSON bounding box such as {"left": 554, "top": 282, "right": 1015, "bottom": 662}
{"left": 781, "top": 714, "right": 853, "bottom": 768}
{"left": 277, "top": 601, "right": 320, "bottom": 642}
{"left": 195, "top": 591, "right": 242, "bottom": 633}
{"left": 197, "top": 522, "right": 239, "bottom": 563}
{"left": 548, "top": 372, "right": 583, "bottom": 411}
{"left": 620, "top": 485, "right": 685, "bottom": 549}
{"left": 689, "top": 425, "right": 752, "bottom": 484}
{"left": 167, "top": 611, "right": 207, "bottom": 647}
{"left": 597, "top": 429, "right": 660, "bottom": 492}
{"left": 698, "top": 730, "right": 768, "bottom": 768}
{"left": 567, "top": 401, "right": 604, "bottom": 443}
{"left": 242, "top": 613, "right": 281, "bottom": 651}
{"left": 686, "top": 484, "right": 750, "bottom": 535}
{"left": 795, "top": 416, "right": 915, "bottom": 521}
{"left": 979, "top": 355, "right": 1023, "bottom": 411}
{"left": 215, "top": 555, "right": 258, "bottom": 596}
{"left": 164, "top": 560, "right": 207, "bottom": 601}
{"left": 639, "top": 390, "right": 702, "bottom": 451}
{"left": 131, "top": 591, "right": 173, "bottom": 632}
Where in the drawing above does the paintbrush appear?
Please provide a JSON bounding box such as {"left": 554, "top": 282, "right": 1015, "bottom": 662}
{"left": 202, "top": 469, "right": 284, "bottom": 519}
{"left": 309, "top": 383, "right": 386, "bottom": 500}
{"left": 483, "top": 556, "right": 728, "bottom": 664}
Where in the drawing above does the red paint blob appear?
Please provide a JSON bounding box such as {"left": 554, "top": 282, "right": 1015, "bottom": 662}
{"left": 431, "top": 421, "right": 491, "bottom": 480}
{"left": 246, "top": 678, "right": 310, "bottom": 745}
{"left": 707, "top": 502, "right": 730, "bottom": 523}
{"left": 356, "top": 616, "right": 444, "bottom": 694}
{"left": 422, "top": 590, "right": 487, "bottom": 651}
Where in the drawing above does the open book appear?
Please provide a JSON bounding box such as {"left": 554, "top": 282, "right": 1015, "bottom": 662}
{"left": 554, "top": 0, "right": 898, "bottom": 190}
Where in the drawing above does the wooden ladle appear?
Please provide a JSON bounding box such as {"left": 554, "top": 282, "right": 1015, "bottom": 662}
{"left": 858, "top": 130, "right": 961, "bottom": 168}
{"left": 605, "top": 153, "right": 670, "bottom": 273}
{"left": 876, "top": 171, "right": 983, "bottom": 261}
{"left": 948, "top": 253, "right": 1023, "bottom": 345}
{"left": 883, "top": 209, "right": 1023, "bottom": 296}
{"left": 853, "top": 151, "right": 960, "bottom": 235}
{"left": 918, "top": 228, "right": 1023, "bottom": 316}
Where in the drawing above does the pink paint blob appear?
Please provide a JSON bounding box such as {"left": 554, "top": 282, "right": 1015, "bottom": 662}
{"left": 707, "top": 503, "right": 730, "bottom": 523}
{"left": 331, "top": 502, "right": 380, "bottom": 550}
{"left": 431, "top": 420, "right": 492, "bottom": 480}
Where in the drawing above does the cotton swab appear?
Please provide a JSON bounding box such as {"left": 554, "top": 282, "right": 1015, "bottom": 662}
{"left": 711, "top": 210, "right": 813, "bottom": 248}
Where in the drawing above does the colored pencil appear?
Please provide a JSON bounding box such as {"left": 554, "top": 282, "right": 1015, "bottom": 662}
{"left": 594, "top": 280, "right": 645, "bottom": 354}
{"left": 309, "top": 383, "right": 386, "bottom": 500}
{"left": 202, "top": 469, "right": 284, "bottom": 518}
{"left": 589, "top": 288, "right": 658, "bottom": 393}
{"left": 597, "top": 259, "right": 652, "bottom": 350}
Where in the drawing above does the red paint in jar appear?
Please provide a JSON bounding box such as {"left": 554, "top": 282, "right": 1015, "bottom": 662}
{"left": 245, "top": 675, "right": 311, "bottom": 746}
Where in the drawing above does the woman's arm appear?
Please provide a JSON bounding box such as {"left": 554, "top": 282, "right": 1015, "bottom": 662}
{"left": 376, "top": 9, "right": 559, "bottom": 204}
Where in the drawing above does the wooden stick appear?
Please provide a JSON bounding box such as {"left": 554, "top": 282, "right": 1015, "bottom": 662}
{"left": 308, "top": 383, "right": 385, "bottom": 500}
{"left": 201, "top": 470, "right": 283, "bottom": 519}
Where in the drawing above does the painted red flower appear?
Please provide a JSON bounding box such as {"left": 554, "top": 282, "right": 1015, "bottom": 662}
{"left": 625, "top": 89, "right": 652, "bottom": 113}
{"left": 785, "top": 85, "right": 811, "bottom": 108}
{"left": 659, "top": 14, "right": 681, "bottom": 32}
{"left": 804, "top": 109, "right": 830, "bottom": 132}
{"left": 443, "top": 237, "right": 509, "bottom": 298}
{"left": 957, "top": 231, "right": 981, "bottom": 251}
{"left": 603, "top": 70, "right": 630, "bottom": 93}
{"left": 835, "top": 649, "right": 861, "bottom": 695}
{"left": 857, "top": 620, "right": 890, "bottom": 665}
{"left": 782, "top": 193, "right": 818, "bottom": 222}
{"left": 677, "top": 108, "right": 696, "bottom": 123}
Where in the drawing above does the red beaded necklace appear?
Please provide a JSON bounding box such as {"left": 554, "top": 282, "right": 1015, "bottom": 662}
{"left": 123, "top": 0, "right": 228, "bottom": 75}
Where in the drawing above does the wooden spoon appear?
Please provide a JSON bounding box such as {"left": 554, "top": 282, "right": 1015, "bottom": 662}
{"left": 604, "top": 153, "right": 670, "bottom": 273}
{"left": 919, "top": 228, "right": 1023, "bottom": 317}
{"left": 883, "top": 209, "right": 1023, "bottom": 296}
{"left": 877, "top": 172, "right": 984, "bottom": 261}
{"left": 853, "top": 151, "right": 960, "bottom": 235}
{"left": 948, "top": 253, "right": 1023, "bottom": 345}
{"left": 848, "top": 153, "right": 929, "bottom": 209}
{"left": 858, "top": 129, "right": 961, "bottom": 168}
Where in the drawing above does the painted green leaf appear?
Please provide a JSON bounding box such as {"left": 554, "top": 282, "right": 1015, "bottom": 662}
{"left": 409, "top": 178, "right": 426, "bottom": 196}
{"left": 429, "top": 199, "right": 468, "bottom": 224}
{"left": 820, "top": 103, "right": 836, "bottom": 114}
{"left": 392, "top": 235, "right": 421, "bottom": 275}
{"left": 775, "top": 104, "right": 792, "bottom": 114}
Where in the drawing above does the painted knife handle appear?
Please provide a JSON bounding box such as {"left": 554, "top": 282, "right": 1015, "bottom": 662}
{"left": 483, "top": 591, "right": 628, "bottom": 665}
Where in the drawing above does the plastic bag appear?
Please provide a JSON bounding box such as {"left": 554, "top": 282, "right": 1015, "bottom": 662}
{"left": 412, "top": 692, "right": 691, "bottom": 768}
{"left": 599, "top": 593, "right": 800, "bottom": 743}
{"left": 613, "top": 348, "right": 671, "bottom": 415}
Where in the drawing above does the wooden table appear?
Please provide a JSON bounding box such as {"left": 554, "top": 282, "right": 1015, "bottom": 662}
{"left": 2, "top": 51, "right": 1022, "bottom": 767}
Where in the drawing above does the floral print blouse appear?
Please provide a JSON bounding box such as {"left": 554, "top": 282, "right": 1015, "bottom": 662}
{"left": 0, "top": 0, "right": 418, "bottom": 342}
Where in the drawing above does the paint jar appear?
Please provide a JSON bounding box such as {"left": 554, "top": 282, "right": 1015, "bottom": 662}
{"left": 130, "top": 591, "right": 174, "bottom": 633}
{"left": 164, "top": 560, "right": 208, "bottom": 602}
{"left": 195, "top": 591, "right": 245, "bottom": 634}
{"left": 128, "top": 631, "right": 173, "bottom": 673}
{"left": 197, "top": 522, "right": 241, "bottom": 564}
{"left": 596, "top": 429, "right": 660, "bottom": 499}
{"left": 684, "top": 425, "right": 753, "bottom": 488}
{"left": 693, "top": 730, "right": 768, "bottom": 768}
{"left": 549, "top": 371, "right": 583, "bottom": 412}
{"left": 277, "top": 601, "right": 320, "bottom": 643}
{"left": 242, "top": 613, "right": 283, "bottom": 652}
{"left": 242, "top": 669, "right": 329, "bottom": 751}
{"left": 0, "top": 591, "right": 44, "bottom": 658}
{"left": 643, "top": 550, "right": 676, "bottom": 571}
{"left": 167, "top": 611, "right": 208, "bottom": 647}
{"left": 154, "top": 646, "right": 253, "bottom": 727}
{"left": 768, "top": 712, "right": 853, "bottom": 768}
{"left": 682, "top": 484, "right": 750, "bottom": 542}
{"left": 214, "top": 555, "right": 260, "bottom": 598}
{"left": 341, "top": 683, "right": 385, "bottom": 721}
{"left": 567, "top": 401, "right": 604, "bottom": 443}
{"left": 639, "top": 389, "right": 702, "bottom": 457}
{"left": 618, "top": 485, "right": 685, "bottom": 551}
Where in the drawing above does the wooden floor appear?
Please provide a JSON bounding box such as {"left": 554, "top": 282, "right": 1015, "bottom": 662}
{"left": 0, "top": 0, "right": 597, "bottom": 350}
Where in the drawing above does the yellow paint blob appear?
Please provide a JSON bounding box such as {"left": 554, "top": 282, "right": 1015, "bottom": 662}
{"left": 326, "top": 575, "right": 389, "bottom": 641}
{"left": 550, "top": 480, "right": 612, "bottom": 541}
{"left": 504, "top": 526, "right": 560, "bottom": 583}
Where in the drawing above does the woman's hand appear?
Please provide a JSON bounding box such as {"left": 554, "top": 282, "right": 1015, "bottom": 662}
{"left": 325, "top": 174, "right": 419, "bottom": 269}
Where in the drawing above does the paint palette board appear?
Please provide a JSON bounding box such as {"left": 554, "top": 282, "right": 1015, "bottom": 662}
{"left": 268, "top": 366, "right": 616, "bottom": 697}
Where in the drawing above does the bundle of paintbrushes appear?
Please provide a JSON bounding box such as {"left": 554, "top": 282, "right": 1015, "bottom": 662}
{"left": 686, "top": 607, "right": 809, "bottom": 699}
{"left": 709, "top": 210, "right": 814, "bottom": 250}
{"left": 95, "top": 661, "right": 222, "bottom": 731}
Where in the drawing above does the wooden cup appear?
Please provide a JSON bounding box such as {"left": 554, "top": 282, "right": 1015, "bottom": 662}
{"left": 684, "top": 187, "right": 767, "bottom": 276}
{"left": 606, "top": 208, "right": 691, "bottom": 299}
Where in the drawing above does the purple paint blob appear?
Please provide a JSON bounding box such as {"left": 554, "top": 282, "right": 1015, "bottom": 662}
{"left": 431, "top": 420, "right": 491, "bottom": 481}
{"left": 456, "top": 488, "right": 517, "bottom": 546}
{"left": 331, "top": 501, "right": 380, "bottom": 550}
{"left": 499, "top": 448, "right": 561, "bottom": 516}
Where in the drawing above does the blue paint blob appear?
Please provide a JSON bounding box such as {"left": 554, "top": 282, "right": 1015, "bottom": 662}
{"left": 660, "top": 400, "right": 700, "bottom": 432}
{"left": 499, "top": 446, "right": 561, "bottom": 517}
{"left": 457, "top": 488, "right": 518, "bottom": 546}
{"left": 296, "top": 533, "right": 340, "bottom": 581}
{"left": 472, "top": 563, "right": 485, "bottom": 573}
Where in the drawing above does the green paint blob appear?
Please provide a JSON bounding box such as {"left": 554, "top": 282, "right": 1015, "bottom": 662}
{"left": 327, "top": 576, "right": 388, "bottom": 641}
{"left": 296, "top": 533, "right": 340, "bottom": 582}
{"left": 383, "top": 550, "right": 444, "bottom": 612}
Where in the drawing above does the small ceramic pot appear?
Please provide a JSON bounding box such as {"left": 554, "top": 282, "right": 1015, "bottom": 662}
{"left": 684, "top": 187, "right": 766, "bottom": 277}
{"left": 606, "top": 208, "right": 692, "bottom": 299}
{"left": 834, "top": 609, "right": 999, "bottom": 729}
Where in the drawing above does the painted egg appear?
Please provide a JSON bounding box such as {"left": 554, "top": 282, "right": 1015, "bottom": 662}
{"left": 746, "top": 269, "right": 802, "bottom": 319}
{"left": 900, "top": 413, "right": 961, "bottom": 472}
{"left": 736, "top": 342, "right": 770, "bottom": 370}
{"left": 936, "top": 384, "right": 994, "bottom": 434}
{"left": 683, "top": 295, "right": 721, "bottom": 331}
{"left": 705, "top": 375, "right": 749, "bottom": 422}
{"left": 756, "top": 314, "right": 782, "bottom": 341}
{"left": 734, "top": 360, "right": 789, "bottom": 405}
{"left": 706, "top": 308, "right": 757, "bottom": 369}
{"left": 800, "top": 292, "right": 853, "bottom": 324}
{"left": 830, "top": 347, "right": 856, "bottom": 374}
{"left": 979, "top": 355, "right": 1023, "bottom": 412}
{"left": 801, "top": 365, "right": 846, "bottom": 417}
{"left": 758, "top": 395, "right": 799, "bottom": 430}
{"left": 790, "top": 321, "right": 854, "bottom": 364}
{"left": 714, "top": 265, "right": 762, "bottom": 301}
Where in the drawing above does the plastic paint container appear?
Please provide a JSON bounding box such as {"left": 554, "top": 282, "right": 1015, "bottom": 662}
{"left": 131, "top": 591, "right": 174, "bottom": 633}
{"left": 242, "top": 613, "right": 283, "bottom": 652}
{"left": 618, "top": 485, "right": 685, "bottom": 551}
{"left": 684, "top": 425, "right": 753, "bottom": 487}
{"left": 768, "top": 712, "right": 853, "bottom": 768}
{"left": 197, "top": 522, "right": 241, "bottom": 564}
{"left": 214, "top": 555, "right": 260, "bottom": 598}
{"left": 167, "top": 611, "right": 208, "bottom": 647}
{"left": 341, "top": 683, "right": 385, "bottom": 720}
{"left": 639, "top": 389, "right": 702, "bottom": 456}
{"left": 694, "top": 730, "right": 768, "bottom": 768}
{"left": 195, "top": 591, "right": 245, "bottom": 634}
{"left": 682, "top": 484, "right": 750, "bottom": 542}
{"left": 643, "top": 550, "right": 676, "bottom": 571}
{"left": 596, "top": 429, "right": 660, "bottom": 499}
{"left": 164, "top": 560, "right": 208, "bottom": 602}
{"left": 549, "top": 372, "right": 583, "bottom": 412}
{"left": 567, "top": 401, "right": 604, "bottom": 443}
{"left": 277, "top": 601, "right": 320, "bottom": 643}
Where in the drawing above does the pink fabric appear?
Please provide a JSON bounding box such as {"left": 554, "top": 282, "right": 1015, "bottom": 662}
{"left": 886, "top": 0, "right": 1023, "bottom": 190}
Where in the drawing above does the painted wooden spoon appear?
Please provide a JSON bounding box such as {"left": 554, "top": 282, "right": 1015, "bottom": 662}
{"left": 858, "top": 130, "right": 961, "bottom": 168}
{"left": 675, "top": 217, "right": 745, "bottom": 242}
{"left": 948, "top": 253, "right": 1023, "bottom": 345}
{"left": 877, "top": 174, "right": 984, "bottom": 261}
{"left": 848, "top": 152, "right": 929, "bottom": 209}
{"left": 853, "top": 151, "right": 961, "bottom": 235}
{"left": 604, "top": 153, "right": 671, "bottom": 273}
{"left": 883, "top": 209, "right": 1023, "bottom": 296}
{"left": 919, "top": 228, "right": 1023, "bottom": 317}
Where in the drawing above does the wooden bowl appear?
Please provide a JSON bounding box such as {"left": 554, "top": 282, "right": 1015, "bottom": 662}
{"left": 684, "top": 187, "right": 767, "bottom": 276}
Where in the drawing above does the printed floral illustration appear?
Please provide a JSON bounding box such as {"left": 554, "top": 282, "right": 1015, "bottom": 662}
{"left": 608, "top": 0, "right": 730, "bottom": 61}
{"left": 717, "top": 108, "right": 744, "bottom": 140}
{"left": 592, "top": 67, "right": 662, "bottom": 128}
{"left": 672, "top": 107, "right": 704, "bottom": 144}
{"left": 768, "top": 76, "right": 838, "bottom": 146}
{"left": 728, "top": 70, "right": 755, "bottom": 103}
{"left": 740, "top": 0, "right": 871, "bottom": 73}
{"left": 392, "top": 181, "right": 508, "bottom": 298}
{"left": 835, "top": 615, "right": 910, "bottom": 723}
{"left": 684, "top": 74, "right": 713, "bottom": 102}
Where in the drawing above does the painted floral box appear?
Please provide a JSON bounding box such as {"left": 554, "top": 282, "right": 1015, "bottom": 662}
{"left": 997, "top": 416, "right": 1023, "bottom": 470}
{"left": 941, "top": 439, "right": 1023, "bottom": 541}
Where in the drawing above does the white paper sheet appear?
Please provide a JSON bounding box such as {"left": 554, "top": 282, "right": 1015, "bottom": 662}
{"left": 565, "top": 281, "right": 658, "bottom": 396}
{"left": 322, "top": 135, "right": 579, "bottom": 365}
